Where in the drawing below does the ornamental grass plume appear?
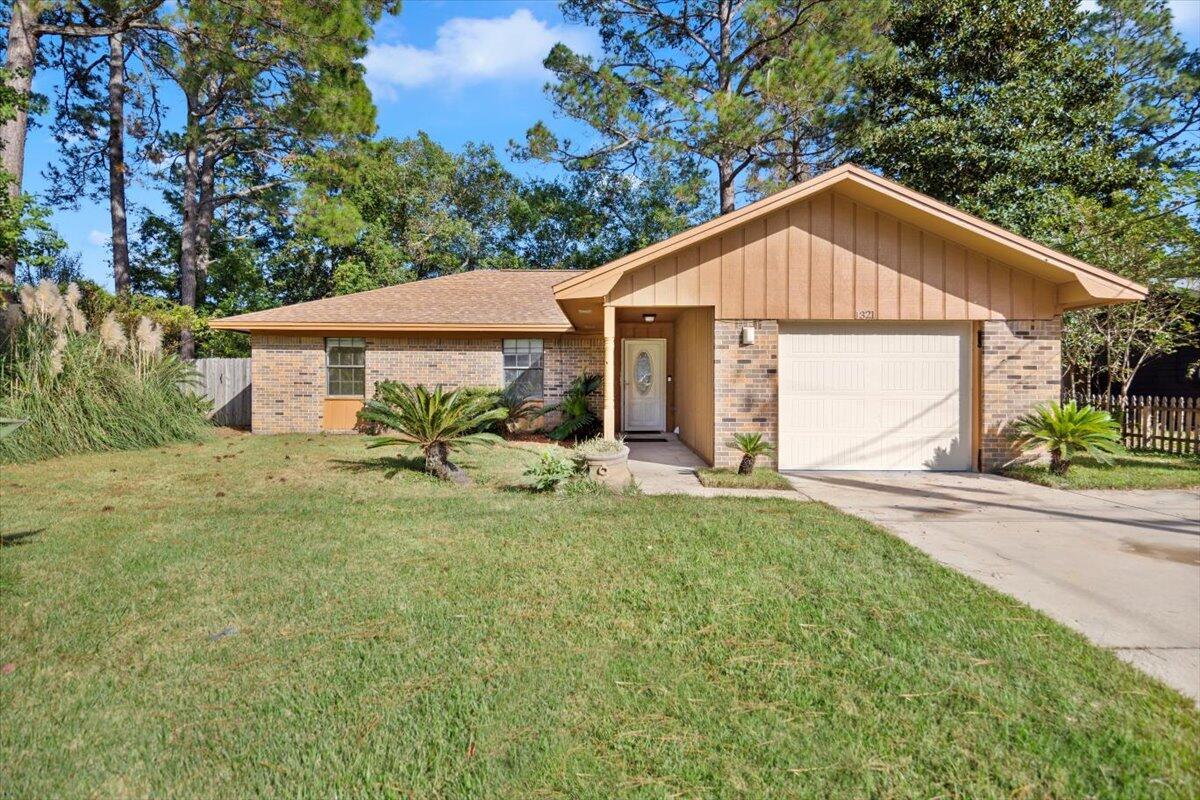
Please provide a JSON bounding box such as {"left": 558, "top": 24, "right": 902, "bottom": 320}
{"left": 134, "top": 316, "right": 163, "bottom": 358}
{"left": 0, "top": 282, "right": 210, "bottom": 463}
{"left": 63, "top": 282, "right": 87, "bottom": 334}
{"left": 98, "top": 312, "right": 127, "bottom": 352}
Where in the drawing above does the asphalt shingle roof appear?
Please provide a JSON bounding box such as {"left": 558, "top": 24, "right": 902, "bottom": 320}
{"left": 212, "top": 270, "right": 580, "bottom": 330}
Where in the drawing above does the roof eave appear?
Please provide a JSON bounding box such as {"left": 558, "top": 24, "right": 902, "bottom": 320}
{"left": 208, "top": 320, "right": 576, "bottom": 334}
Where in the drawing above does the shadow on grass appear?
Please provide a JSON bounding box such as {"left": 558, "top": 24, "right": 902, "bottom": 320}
{"left": 1, "top": 529, "right": 43, "bottom": 547}
{"left": 330, "top": 455, "right": 426, "bottom": 479}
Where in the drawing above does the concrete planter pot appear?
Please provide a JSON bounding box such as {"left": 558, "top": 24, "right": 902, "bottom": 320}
{"left": 579, "top": 444, "right": 631, "bottom": 487}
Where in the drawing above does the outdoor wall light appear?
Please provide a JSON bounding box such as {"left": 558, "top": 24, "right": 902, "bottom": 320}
{"left": 741, "top": 325, "right": 756, "bottom": 345}
{"left": 642, "top": 313, "right": 657, "bottom": 323}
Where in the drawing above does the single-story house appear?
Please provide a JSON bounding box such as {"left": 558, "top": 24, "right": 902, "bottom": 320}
{"left": 211, "top": 165, "right": 1146, "bottom": 471}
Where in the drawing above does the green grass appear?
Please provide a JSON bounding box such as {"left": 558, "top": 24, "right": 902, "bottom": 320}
{"left": 697, "top": 467, "right": 794, "bottom": 490}
{"left": 1004, "top": 450, "right": 1200, "bottom": 490}
{"left": 1, "top": 433, "right": 1197, "bottom": 798}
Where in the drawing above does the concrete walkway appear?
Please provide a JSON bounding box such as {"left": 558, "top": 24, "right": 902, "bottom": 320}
{"left": 625, "top": 436, "right": 798, "bottom": 499}
{"left": 785, "top": 471, "right": 1200, "bottom": 701}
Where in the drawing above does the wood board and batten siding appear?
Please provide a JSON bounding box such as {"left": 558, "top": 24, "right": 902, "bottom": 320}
{"left": 189, "top": 358, "right": 252, "bottom": 427}
{"left": 673, "top": 307, "right": 715, "bottom": 463}
{"left": 609, "top": 192, "right": 1059, "bottom": 321}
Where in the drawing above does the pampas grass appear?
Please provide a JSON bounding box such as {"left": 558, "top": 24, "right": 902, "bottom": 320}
{"left": 0, "top": 282, "right": 211, "bottom": 463}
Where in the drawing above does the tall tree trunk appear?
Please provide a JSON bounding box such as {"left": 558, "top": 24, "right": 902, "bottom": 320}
{"left": 178, "top": 131, "right": 200, "bottom": 360}
{"left": 716, "top": 0, "right": 735, "bottom": 216}
{"left": 195, "top": 150, "right": 217, "bottom": 309}
{"left": 717, "top": 157, "right": 736, "bottom": 215}
{"left": 107, "top": 30, "right": 131, "bottom": 294}
{"left": 1, "top": 0, "right": 40, "bottom": 292}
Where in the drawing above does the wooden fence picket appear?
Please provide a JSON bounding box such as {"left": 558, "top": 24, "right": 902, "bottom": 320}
{"left": 1065, "top": 391, "right": 1197, "bottom": 456}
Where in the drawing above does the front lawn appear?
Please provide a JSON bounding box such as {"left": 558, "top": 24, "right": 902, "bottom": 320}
{"left": 1004, "top": 450, "right": 1200, "bottom": 490}
{"left": 697, "top": 466, "right": 794, "bottom": 490}
{"left": 2, "top": 434, "right": 1197, "bottom": 798}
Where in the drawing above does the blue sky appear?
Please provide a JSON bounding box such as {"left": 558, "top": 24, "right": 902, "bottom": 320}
{"left": 20, "top": 0, "right": 1200, "bottom": 289}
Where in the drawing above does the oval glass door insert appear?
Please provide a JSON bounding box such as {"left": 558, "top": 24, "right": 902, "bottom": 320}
{"left": 635, "top": 351, "right": 653, "bottom": 395}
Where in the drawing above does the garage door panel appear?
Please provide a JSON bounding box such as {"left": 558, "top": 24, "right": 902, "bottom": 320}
{"left": 778, "top": 322, "right": 971, "bottom": 471}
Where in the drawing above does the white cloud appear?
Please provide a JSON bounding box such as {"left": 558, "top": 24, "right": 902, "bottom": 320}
{"left": 87, "top": 229, "right": 109, "bottom": 246}
{"left": 364, "top": 9, "right": 597, "bottom": 97}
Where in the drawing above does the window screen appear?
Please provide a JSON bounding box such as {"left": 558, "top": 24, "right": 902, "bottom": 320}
{"left": 503, "top": 339, "right": 543, "bottom": 400}
{"left": 326, "top": 337, "right": 366, "bottom": 396}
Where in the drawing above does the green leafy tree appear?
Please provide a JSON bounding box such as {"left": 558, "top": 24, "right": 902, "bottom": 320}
{"left": 1083, "top": 0, "right": 1200, "bottom": 172}
{"left": 294, "top": 134, "right": 519, "bottom": 293}
{"left": 2, "top": 1, "right": 167, "bottom": 294}
{"left": 140, "top": 0, "right": 398, "bottom": 356}
{"left": 1052, "top": 180, "right": 1200, "bottom": 397}
{"left": 507, "top": 166, "right": 706, "bottom": 270}
{"left": 359, "top": 382, "right": 506, "bottom": 485}
{"left": 521, "top": 0, "right": 887, "bottom": 214}
{"left": 847, "top": 0, "right": 1137, "bottom": 235}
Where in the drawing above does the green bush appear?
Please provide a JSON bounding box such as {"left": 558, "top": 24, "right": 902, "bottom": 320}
{"left": 0, "top": 281, "right": 212, "bottom": 463}
{"left": 522, "top": 450, "right": 578, "bottom": 491}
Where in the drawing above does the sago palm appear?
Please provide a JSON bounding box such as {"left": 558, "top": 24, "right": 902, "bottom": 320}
{"left": 1011, "top": 401, "right": 1122, "bottom": 475}
{"left": 730, "top": 432, "right": 773, "bottom": 475}
{"left": 540, "top": 372, "right": 602, "bottom": 441}
{"left": 358, "top": 382, "right": 507, "bottom": 484}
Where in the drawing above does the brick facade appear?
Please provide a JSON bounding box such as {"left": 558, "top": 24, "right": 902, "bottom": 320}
{"left": 713, "top": 320, "right": 779, "bottom": 469}
{"left": 251, "top": 335, "right": 325, "bottom": 433}
{"left": 364, "top": 336, "right": 502, "bottom": 399}
{"left": 545, "top": 335, "right": 605, "bottom": 417}
{"left": 979, "top": 318, "right": 1063, "bottom": 471}
{"left": 250, "top": 333, "right": 603, "bottom": 434}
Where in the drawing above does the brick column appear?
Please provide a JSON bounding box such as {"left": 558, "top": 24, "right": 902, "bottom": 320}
{"left": 713, "top": 320, "right": 779, "bottom": 469}
{"left": 979, "top": 318, "right": 1062, "bottom": 471}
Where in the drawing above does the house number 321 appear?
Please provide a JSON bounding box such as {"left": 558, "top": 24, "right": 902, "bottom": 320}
{"left": 855, "top": 310, "right": 875, "bottom": 319}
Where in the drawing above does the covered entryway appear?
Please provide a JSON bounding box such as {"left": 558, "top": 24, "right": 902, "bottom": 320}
{"left": 777, "top": 322, "right": 972, "bottom": 470}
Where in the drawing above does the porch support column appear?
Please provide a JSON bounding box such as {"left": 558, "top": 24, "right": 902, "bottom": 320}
{"left": 603, "top": 303, "right": 616, "bottom": 439}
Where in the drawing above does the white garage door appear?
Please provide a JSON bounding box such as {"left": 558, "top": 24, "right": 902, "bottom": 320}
{"left": 778, "top": 322, "right": 972, "bottom": 470}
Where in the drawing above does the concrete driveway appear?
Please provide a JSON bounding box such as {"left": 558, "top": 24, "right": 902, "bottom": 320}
{"left": 785, "top": 471, "right": 1200, "bottom": 701}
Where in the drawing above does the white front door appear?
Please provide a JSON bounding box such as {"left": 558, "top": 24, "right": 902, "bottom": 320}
{"left": 622, "top": 338, "right": 667, "bottom": 432}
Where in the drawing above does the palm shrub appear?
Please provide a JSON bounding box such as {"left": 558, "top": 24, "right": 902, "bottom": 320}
{"left": 730, "top": 432, "right": 773, "bottom": 475}
{"left": 454, "top": 386, "right": 543, "bottom": 435}
{"left": 358, "top": 382, "right": 507, "bottom": 484}
{"left": 0, "top": 281, "right": 210, "bottom": 463}
{"left": 539, "top": 372, "right": 602, "bottom": 441}
{"left": 1011, "top": 401, "right": 1122, "bottom": 475}
{"left": 498, "top": 383, "right": 543, "bottom": 433}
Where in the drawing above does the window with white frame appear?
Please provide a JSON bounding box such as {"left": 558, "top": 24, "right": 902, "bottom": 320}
{"left": 326, "top": 337, "right": 365, "bottom": 396}
{"left": 503, "top": 339, "right": 543, "bottom": 400}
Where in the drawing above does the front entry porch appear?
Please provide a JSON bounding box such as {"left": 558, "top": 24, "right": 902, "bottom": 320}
{"left": 601, "top": 305, "right": 716, "bottom": 465}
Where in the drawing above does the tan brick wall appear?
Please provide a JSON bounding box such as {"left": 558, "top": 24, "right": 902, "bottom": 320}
{"left": 980, "top": 318, "right": 1062, "bottom": 470}
{"left": 713, "top": 320, "right": 778, "bottom": 469}
{"left": 250, "top": 333, "right": 603, "bottom": 433}
{"left": 251, "top": 334, "right": 325, "bottom": 433}
{"left": 364, "top": 336, "right": 502, "bottom": 398}
{"left": 545, "top": 334, "right": 605, "bottom": 415}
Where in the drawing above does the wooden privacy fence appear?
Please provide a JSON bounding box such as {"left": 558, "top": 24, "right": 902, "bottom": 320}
{"left": 1067, "top": 393, "right": 1199, "bottom": 455}
{"left": 188, "top": 358, "right": 252, "bottom": 428}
